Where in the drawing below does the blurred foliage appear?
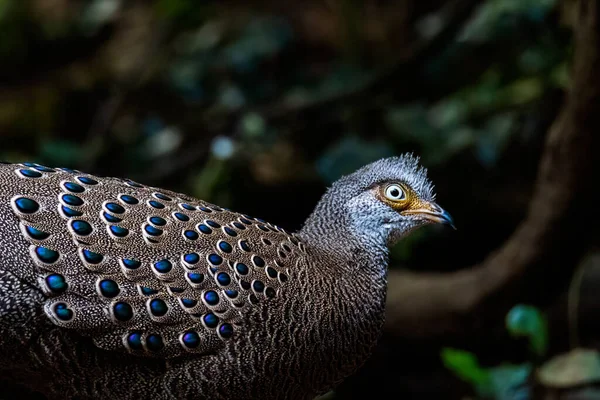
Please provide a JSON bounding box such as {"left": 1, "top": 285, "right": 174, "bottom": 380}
{"left": 0, "top": 0, "right": 581, "bottom": 398}
{"left": 442, "top": 304, "right": 548, "bottom": 399}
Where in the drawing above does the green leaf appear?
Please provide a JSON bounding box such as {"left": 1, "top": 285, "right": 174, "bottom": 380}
{"left": 505, "top": 304, "right": 548, "bottom": 357}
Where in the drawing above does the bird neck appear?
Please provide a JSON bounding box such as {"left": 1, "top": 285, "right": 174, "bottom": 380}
{"left": 298, "top": 195, "right": 390, "bottom": 277}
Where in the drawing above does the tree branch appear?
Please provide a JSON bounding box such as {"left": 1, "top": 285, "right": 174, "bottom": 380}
{"left": 384, "top": 0, "right": 600, "bottom": 341}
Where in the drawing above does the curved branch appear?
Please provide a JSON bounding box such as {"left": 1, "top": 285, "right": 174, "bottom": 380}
{"left": 385, "top": 0, "right": 600, "bottom": 340}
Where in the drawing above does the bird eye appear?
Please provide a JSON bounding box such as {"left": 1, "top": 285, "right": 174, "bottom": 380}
{"left": 384, "top": 184, "right": 406, "bottom": 201}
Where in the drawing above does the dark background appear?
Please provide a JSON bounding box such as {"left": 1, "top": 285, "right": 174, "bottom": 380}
{"left": 1, "top": 0, "right": 598, "bottom": 398}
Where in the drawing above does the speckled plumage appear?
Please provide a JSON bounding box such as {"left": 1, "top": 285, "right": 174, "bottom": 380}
{"left": 0, "top": 155, "right": 444, "bottom": 399}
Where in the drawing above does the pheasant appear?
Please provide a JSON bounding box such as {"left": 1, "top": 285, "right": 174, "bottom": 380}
{"left": 0, "top": 155, "right": 453, "bottom": 399}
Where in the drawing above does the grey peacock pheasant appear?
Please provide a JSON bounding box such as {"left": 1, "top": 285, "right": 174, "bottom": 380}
{"left": 0, "top": 155, "right": 453, "bottom": 400}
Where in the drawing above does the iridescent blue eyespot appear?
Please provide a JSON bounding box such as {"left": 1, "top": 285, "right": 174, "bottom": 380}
{"left": 148, "top": 200, "right": 164, "bottom": 209}
{"left": 144, "top": 225, "right": 163, "bottom": 236}
{"left": 82, "top": 249, "right": 103, "bottom": 264}
{"left": 61, "top": 194, "right": 84, "bottom": 206}
{"left": 22, "top": 162, "right": 37, "bottom": 167}
{"left": 154, "top": 260, "right": 172, "bottom": 274}
{"left": 105, "top": 202, "right": 125, "bottom": 214}
{"left": 33, "top": 165, "right": 55, "bottom": 172}
{"left": 239, "top": 240, "right": 251, "bottom": 252}
{"left": 205, "top": 220, "right": 220, "bottom": 228}
{"left": 59, "top": 167, "right": 77, "bottom": 173}
{"left": 184, "top": 253, "right": 200, "bottom": 264}
{"left": 127, "top": 332, "right": 143, "bottom": 350}
{"left": 218, "top": 241, "right": 232, "bottom": 253}
{"left": 120, "top": 195, "right": 139, "bottom": 205}
{"left": 240, "top": 280, "right": 251, "bottom": 290}
{"left": 15, "top": 197, "right": 39, "bottom": 214}
{"left": 64, "top": 182, "right": 84, "bottom": 193}
{"left": 235, "top": 263, "right": 249, "bottom": 275}
{"left": 77, "top": 176, "right": 98, "bottom": 185}
{"left": 174, "top": 212, "right": 189, "bottom": 222}
{"left": 257, "top": 225, "right": 269, "bottom": 232}
{"left": 208, "top": 254, "right": 223, "bottom": 266}
{"left": 113, "top": 302, "right": 133, "bottom": 321}
{"left": 184, "top": 230, "right": 199, "bottom": 240}
{"left": 61, "top": 206, "right": 82, "bottom": 217}
{"left": 203, "top": 313, "right": 219, "bottom": 328}
{"left": 45, "top": 274, "right": 67, "bottom": 293}
{"left": 180, "top": 203, "right": 195, "bottom": 211}
{"left": 109, "top": 225, "right": 129, "bottom": 237}
{"left": 25, "top": 226, "right": 49, "bottom": 240}
{"left": 181, "top": 298, "right": 197, "bottom": 308}
{"left": 182, "top": 331, "right": 200, "bottom": 348}
{"left": 225, "top": 289, "right": 238, "bottom": 299}
{"left": 149, "top": 299, "right": 168, "bottom": 317}
{"left": 252, "top": 256, "right": 265, "bottom": 268}
{"left": 153, "top": 193, "right": 171, "bottom": 201}
{"left": 279, "top": 273, "right": 288, "bottom": 283}
{"left": 187, "top": 272, "right": 204, "bottom": 284}
{"left": 223, "top": 227, "right": 237, "bottom": 237}
{"left": 266, "top": 267, "right": 278, "bottom": 279}
{"left": 265, "top": 287, "right": 276, "bottom": 298}
{"left": 35, "top": 246, "right": 59, "bottom": 264}
{"left": 170, "top": 287, "right": 185, "bottom": 294}
{"left": 232, "top": 222, "right": 246, "bottom": 230}
{"left": 219, "top": 323, "right": 234, "bottom": 339}
{"left": 216, "top": 272, "right": 231, "bottom": 286}
{"left": 197, "top": 224, "right": 212, "bottom": 234}
{"left": 146, "top": 334, "right": 164, "bottom": 351}
{"left": 19, "top": 169, "right": 42, "bottom": 178}
{"left": 253, "top": 280, "right": 265, "bottom": 293}
{"left": 256, "top": 218, "right": 266, "bottom": 223}
{"left": 103, "top": 212, "right": 122, "bottom": 223}
{"left": 199, "top": 207, "right": 212, "bottom": 213}
{"left": 122, "top": 258, "right": 141, "bottom": 269}
{"left": 125, "top": 180, "right": 144, "bottom": 188}
{"left": 239, "top": 217, "right": 252, "bottom": 225}
{"left": 70, "top": 220, "right": 93, "bottom": 236}
{"left": 149, "top": 216, "right": 166, "bottom": 226}
{"left": 204, "top": 290, "right": 219, "bottom": 305}
{"left": 141, "top": 286, "right": 158, "bottom": 295}
{"left": 53, "top": 303, "right": 73, "bottom": 321}
{"left": 99, "top": 279, "right": 120, "bottom": 298}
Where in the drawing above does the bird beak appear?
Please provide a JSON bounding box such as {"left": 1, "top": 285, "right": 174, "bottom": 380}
{"left": 402, "top": 202, "right": 456, "bottom": 229}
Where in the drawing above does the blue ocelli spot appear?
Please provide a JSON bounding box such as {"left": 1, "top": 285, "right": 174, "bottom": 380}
{"left": 181, "top": 298, "right": 197, "bottom": 308}
{"left": 265, "top": 287, "right": 276, "bottom": 298}
{"left": 144, "top": 224, "right": 163, "bottom": 236}
{"left": 45, "top": 274, "right": 67, "bottom": 293}
{"left": 110, "top": 225, "right": 129, "bottom": 237}
{"left": 53, "top": 302, "right": 73, "bottom": 321}
{"left": 203, "top": 313, "right": 219, "bottom": 328}
{"left": 77, "top": 176, "right": 98, "bottom": 185}
{"left": 199, "top": 207, "right": 213, "bottom": 213}
{"left": 148, "top": 200, "right": 164, "bottom": 209}
{"left": 153, "top": 193, "right": 172, "bottom": 201}
{"left": 187, "top": 272, "right": 204, "bottom": 284}
{"left": 99, "top": 279, "right": 120, "bottom": 298}
{"left": 15, "top": 197, "right": 39, "bottom": 214}
{"left": 218, "top": 241, "right": 232, "bottom": 253}
{"left": 61, "top": 194, "right": 84, "bottom": 206}
{"left": 70, "top": 220, "right": 93, "bottom": 236}
{"left": 105, "top": 202, "right": 125, "bottom": 214}
{"left": 149, "top": 299, "right": 168, "bottom": 317}
{"left": 180, "top": 203, "right": 195, "bottom": 211}
{"left": 219, "top": 323, "right": 234, "bottom": 339}
{"left": 266, "top": 267, "right": 278, "bottom": 279}
{"left": 82, "top": 249, "right": 103, "bottom": 264}
{"left": 19, "top": 169, "right": 42, "bottom": 178}
{"left": 183, "top": 253, "right": 200, "bottom": 264}
{"left": 253, "top": 280, "right": 265, "bottom": 293}
{"left": 120, "top": 195, "right": 139, "bottom": 205}
{"left": 127, "top": 332, "right": 143, "bottom": 350}
{"left": 35, "top": 246, "right": 59, "bottom": 264}
{"left": 235, "top": 263, "right": 249, "bottom": 275}
{"left": 225, "top": 289, "right": 238, "bottom": 299}
{"left": 174, "top": 212, "right": 190, "bottom": 222}
{"left": 103, "top": 212, "right": 122, "bottom": 223}
{"left": 122, "top": 258, "right": 141, "bottom": 269}
{"left": 113, "top": 302, "right": 133, "bottom": 321}
{"left": 146, "top": 334, "right": 164, "bottom": 351}
{"left": 216, "top": 272, "right": 231, "bottom": 286}
{"left": 197, "top": 224, "right": 212, "bottom": 234}
{"left": 182, "top": 331, "right": 200, "bottom": 348}
{"left": 205, "top": 220, "right": 220, "bottom": 228}
{"left": 239, "top": 240, "right": 251, "bottom": 252}
{"left": 141, "top": 286, "right": 158, "bottom": 296}
{"left": 223, "top": 227, "right": 237, "bottom": 237}
{"left": 154, "top": 260, "right": 172, "bottom": 274}
{"left": 149, "top": 216, "right": 167, "bottom": 226}
{"left": 232, "top": 222, "right": 246, "bottom": 230}
{"left": 184, "top": 230, "right": 199, "bottom": 240}
{"left": 252, "top": 255, "right": 265, "bottom": 268}
{"left": 208, "top": 254, "right": 223, "bottom": 266}
{"left": 61, "top": 206, "right": 82, "bottom": 217}
{"left": 204, "top": 290, "right": 219, "bottom": 305}
{"left": 64, "top": 182, "right": 85, "bottom": 193}
{"left": 25, "top": 226, "right": 50, "bottom": 240}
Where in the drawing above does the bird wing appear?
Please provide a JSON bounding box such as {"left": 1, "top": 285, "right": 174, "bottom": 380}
{"left": 1, "top": 163, "right": 303, "bottom": 358}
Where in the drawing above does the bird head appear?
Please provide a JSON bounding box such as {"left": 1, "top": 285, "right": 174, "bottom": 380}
{"left": 305, "top": 154, "right": 454, "bottom": 247}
